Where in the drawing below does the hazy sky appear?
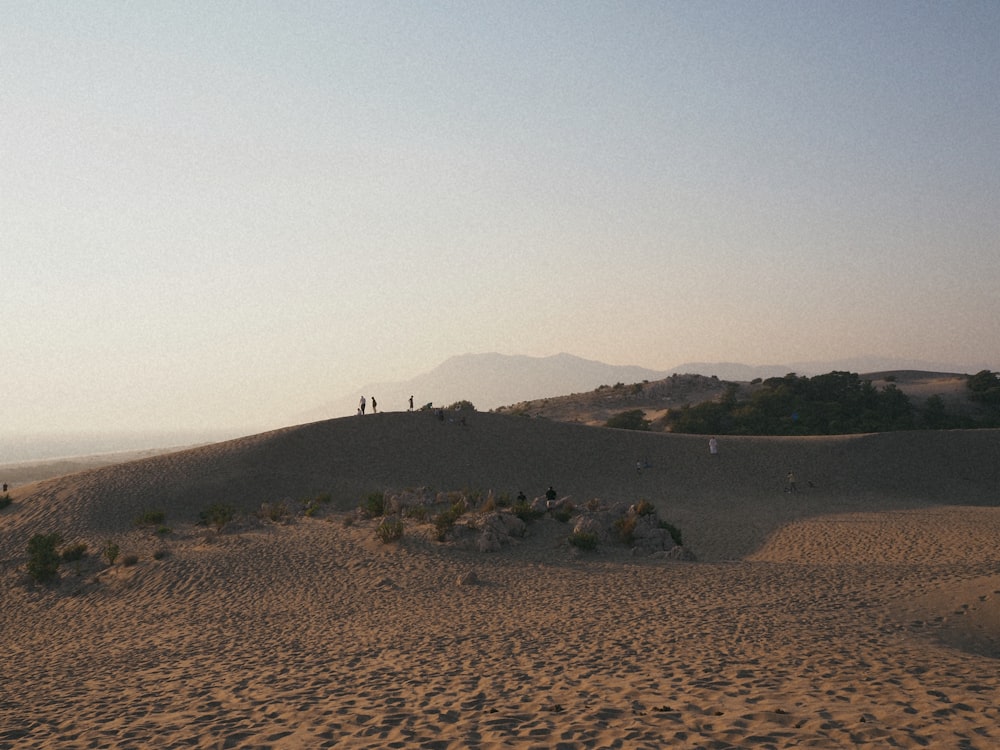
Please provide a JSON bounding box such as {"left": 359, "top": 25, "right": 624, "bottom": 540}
{"left": 4, "top": 1, "right": 999, "bottom": 435}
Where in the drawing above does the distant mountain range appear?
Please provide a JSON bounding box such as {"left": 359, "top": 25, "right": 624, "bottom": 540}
{"left": 296, "top": 352, "right": 991, "bottom": 422}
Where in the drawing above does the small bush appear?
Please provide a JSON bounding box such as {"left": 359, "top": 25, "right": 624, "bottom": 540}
{"left": 153, "top": 549, "right": 169, "bottom": 560}
{"left": 552, "top": 507, "right": 573, "bottom": 523}
{"left": 342, "top": 514, "right": 356, "bottom": 527}
{"left": 27, "top": 533, "right": 63, "bottom": 582}
{"left": 304, "top": 493, "right": 332, "bottom": 517}
{"left": 635, "top": 499, "right": 656, "bottom": 517}
{"left": 60, "top": 542, "right": 88, "bottom": 562}
{"left": 375, "top": 517, "right": 405, "bottom": 544}
{"left": 614, "top": 515, "right": 638, "bottom": 545}
{"left": 122, "top": 554, "right": 139, "bottom": 567}
{"left": 102, "top": 540, "right": 120, "bottom": 565}
{"left": 512, "top": 501, "right": 543, "bottom": 523}
{"left": 259, "top": 500, "right": 290, "bottom": 523}
{"left": 135, "top": 509, "right": 166, "bottom": 526}
{"left": 155, "top": 525, "right": 172, "bottom": 536}
{"left": 405, "top": 504, "right": 428, "bottom": 522}
{"left": 568, "top": 531, "right": 599, "bottom": 551}
{"left": 199, "top": 502, "right": 235, "bottom": 531}
{"left": 660, "top": 521, "right": 683, "bottom": 546}
{"left": 362, "top": 492, "right": 385, "bottom": 518}
{"left": 433, "top": 503, "right": 465, "bottom": 541}
{"left": 605, "top": 409, "right": 651, "bottom": 431}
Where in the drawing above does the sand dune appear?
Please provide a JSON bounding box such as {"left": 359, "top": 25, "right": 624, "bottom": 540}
{"left": 1, "top": 413, "right": 999, "bottom": 748}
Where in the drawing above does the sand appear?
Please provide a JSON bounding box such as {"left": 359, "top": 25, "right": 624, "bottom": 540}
{"left": 1, "top": 413, "right": 999, "bottom": 749}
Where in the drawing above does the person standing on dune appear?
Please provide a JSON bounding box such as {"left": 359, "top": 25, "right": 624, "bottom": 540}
{"left": 359, "top": 396, "right": 366, "bottom": 415}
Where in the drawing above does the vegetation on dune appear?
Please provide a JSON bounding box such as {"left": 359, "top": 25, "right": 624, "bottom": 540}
{"left": 662, "top": 370, "right": 1000, "bottom": 435}
{"left": 504, "top": 368, "right": 1000, "bottom": 434}
{"left": 967, "top": 370, "right": 1000, "bottom": 416}
{"left": 135, "top": 508, "right": 166, "bottom": 527}
{"left": 60, "top": 542, "right": 87, "bottom": 562}
{"left": 362, "top": 491, "right": 385, "bottom": 518}
{"left": 605, "top": 409, "right": 651, "bottom": 431}
{"left": 375, "top": 516, "right": 405, "bottom": 543}
{"left": 354, "top": 487, "right": 685, "bottom": 557}
{"left": 199, "top": 502, "right": 235, "bottom": 531}
{"left": 102, "top": 540, "right": 120, "bottom": 565}
{"left": 27, "top": 533, "right": 63, "bottom": 583}
{"left": 568, "top": 531, "right": 599, "bottom": 551}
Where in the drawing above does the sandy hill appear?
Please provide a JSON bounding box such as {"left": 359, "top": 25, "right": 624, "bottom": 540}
{"left": 4, "top": 412, "right": 998, "bottom": 562}
{"left": 2, "top": 413, "right": 1000, "bottom": 748}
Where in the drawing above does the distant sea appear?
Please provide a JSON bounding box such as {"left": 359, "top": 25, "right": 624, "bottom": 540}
{"left": 0, "top": 429, "right": 250, "bottom": 465}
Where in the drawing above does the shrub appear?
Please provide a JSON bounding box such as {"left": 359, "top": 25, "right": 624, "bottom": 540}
{"left": 568, "top": 531, "right": 599, "bottom": 551}
{"left": 605, "top": 409, "right": 651, "bottom": 431}
{"left": 375, "top": 516, "right": 405, "bottom": 543}
{"left": 512, "top": 501, "right": 543, "bottom": 523}
{"left": 405, "top": 504, "right": 428, "bottom": 522}
{"left": 614, "top": 515, "right": 638, "bottom": 545}
{"left": 60, "top": 542, "right": 88, "bottom": 562}
{"left": 304, "top": 492, "right": 332, "bottom": 517}
{"left": 199, "top": 502, "right": 235, "bottom": 531}
{"left": 122, "top": 554, "right": 139, "bottom": 567}
{"left": 155, "top": 525, "right": 172, "bottom": 536}
{"left": 153, "top": 548, "right": 169, "bottom": 560}
{"left": 27, "top": 533, "right": 63, "bottom": 582}
{"left": 0, "top": 493, "right": 11, "bottom": 510}
{"left": 433, "top": 502, "right": 465, "bottom": 541}
{"left": 552, "top": 507, "right": 572, "bottom": 523}
{"left": 259, "top": 500, "right": 290, "bottom": 523}
{"left": 635, "top": 499, "right": 656, "bottom": 516}
{"left": 447, "top": 400, "right": 476, "bottom": 411}
{"left": 102, "top": 540, "right": 120, "bottom": 565}
{"left": 362, "top": 492, "right": 385, "bottom": 518}
{"left": 135, "top": 509, "right": 165, "bottom": 526}
{"left": 660, "top": 521, "right": 683, "bottom": 546}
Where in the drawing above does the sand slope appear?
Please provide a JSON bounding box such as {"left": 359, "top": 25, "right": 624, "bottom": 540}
{"left": 2, "top": 414, "right": 999, "bottom": 748}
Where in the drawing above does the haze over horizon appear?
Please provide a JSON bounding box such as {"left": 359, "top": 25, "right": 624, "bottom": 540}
{"left": 5, "top": 2, "right": 999, "bottom": 437}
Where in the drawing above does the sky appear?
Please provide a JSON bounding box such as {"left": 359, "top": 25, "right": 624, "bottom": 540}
{"left": 4, "top": 1, "right": 999, "bottom": 437}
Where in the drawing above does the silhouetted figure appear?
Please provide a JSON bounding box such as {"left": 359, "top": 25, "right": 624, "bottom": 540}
{"left": 709, "top": 437, "right": 718, "bottom": 455}
{"left": 545, "top": 486, "right": 557, "bottom": 502}
{"left": 371, "top": 396, "right": 377, "bottom": 414}
{"left": 409, "top": 395, "right": 414, "bottom": 411}
{"left": 785, "top": 471, "right": 798, "bottom": 493}
{"left": 359, "top": 396, "right": 366, "bottom": 415}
